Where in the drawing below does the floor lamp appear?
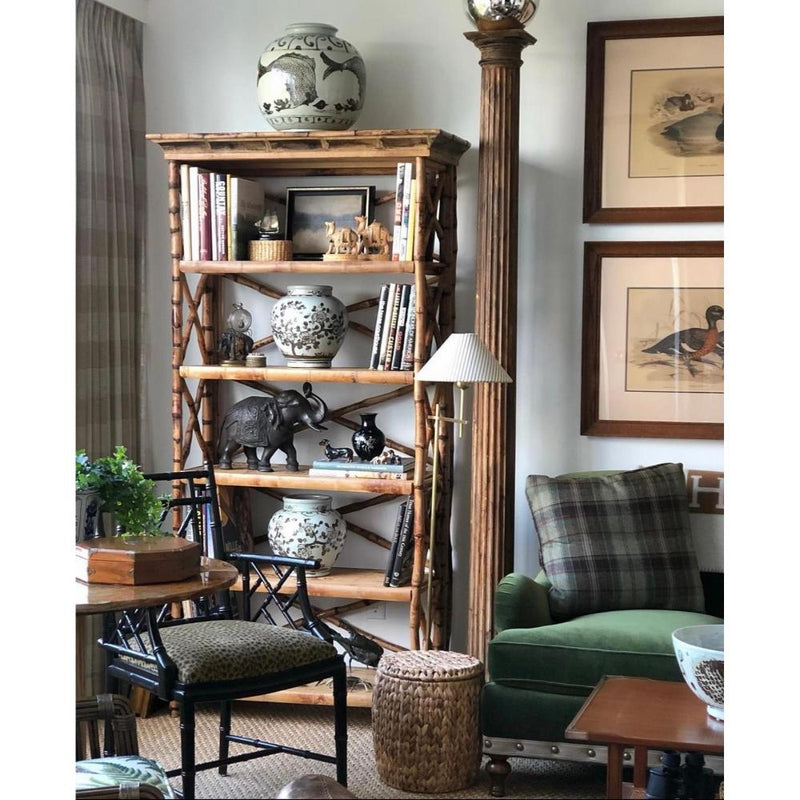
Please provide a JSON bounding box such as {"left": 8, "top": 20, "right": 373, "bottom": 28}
{"left": 414, "top": 333, "right": 511, "bottom": 650}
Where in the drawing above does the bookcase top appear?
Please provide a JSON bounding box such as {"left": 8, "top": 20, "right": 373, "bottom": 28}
{"left": 146, "top": 129, "right": 471, "bottom": 172}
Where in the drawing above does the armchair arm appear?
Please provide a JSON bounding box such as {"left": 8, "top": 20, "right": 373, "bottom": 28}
{"left": 495, "top": 572, "right": 553, "bottom": 632}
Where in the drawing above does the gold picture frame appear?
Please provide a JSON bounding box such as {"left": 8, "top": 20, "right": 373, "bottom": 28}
{"left": 581, "top": 240, "right": 724, "bottom": 439}
{"left": 583, "top": 16, "right": 724, "bottom": 223}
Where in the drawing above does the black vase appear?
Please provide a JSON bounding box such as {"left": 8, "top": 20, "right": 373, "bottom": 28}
{"left": 351, "top": 413, "right": 385, "bottom": 461}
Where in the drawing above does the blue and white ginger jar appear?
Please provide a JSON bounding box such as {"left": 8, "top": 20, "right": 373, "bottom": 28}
{"left": 257, "top": 23, "right": 366, "bottom": 131}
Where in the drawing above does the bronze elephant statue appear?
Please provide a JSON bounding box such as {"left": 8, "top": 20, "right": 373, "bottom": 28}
{"left": 218, "top": 382, "right": 328, "bottom": 472}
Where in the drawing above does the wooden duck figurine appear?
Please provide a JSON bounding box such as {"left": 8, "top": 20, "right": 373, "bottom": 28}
{"left": 642, "top": 305, "right": 724, "bottom": 367}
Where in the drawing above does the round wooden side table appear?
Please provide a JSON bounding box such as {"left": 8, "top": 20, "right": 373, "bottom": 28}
{"left": 372, "top": 650, "right": 484, "bottom": 794}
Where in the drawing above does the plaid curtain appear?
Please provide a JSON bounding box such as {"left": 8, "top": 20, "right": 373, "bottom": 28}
{"left": 76, "top": 0, "right": 146, "bottom": 696}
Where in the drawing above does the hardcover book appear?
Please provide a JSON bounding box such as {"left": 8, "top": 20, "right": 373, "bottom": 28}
{"left": 376, "top": 283, "right": 397, "bottom": 370}
{"left": 311, "top": 458, "right": 413, "bottom": 473}
{"left": 369, "top": 284, "right": 390, "bottom": 369}
{"left": 179, "top": 164, "right": 192, "bottom": 260}
{"left": 197, "top": 168, "right": 212, "bottom": 261}
{"left": 401, "top": 284, "right": 417, "bottom": 370}
{"left": 214, "top": 172, "right": 228, "bottom": 261}
{"left": 391, "top": 284, "right": 411, "bottom": 370}
{"left": 397, "top": 163, "right": 414, "bottom": 262}
{"left": 382, "top": 283, "right": 404, "bottom": 370}
{"left": 389, "top": 497, "right": 415, "bottom": 587}
{"left": 404, "top": 177, "right": 418, "bottom": 261}
{"left": 230, "top": 176, "right": 265, "bottom": 261}
{"left": 391, "top": 164, "right": 406, "bottom": 261}
{"left": 307, "top": 468, "right": 407, "bottom": 480}
{"left": 384, "top": 501, "right": 408, "bottom": 586}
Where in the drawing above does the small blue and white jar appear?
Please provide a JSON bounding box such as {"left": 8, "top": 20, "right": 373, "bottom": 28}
{"left": 257, "top": 22, "right": 366, "bottom": 131}
{"left": 267, "top": 494, "right": 348, "bottom": 576}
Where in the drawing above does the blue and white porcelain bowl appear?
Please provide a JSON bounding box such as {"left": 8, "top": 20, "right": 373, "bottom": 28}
{"left": 672, "top": 624, "right": 724, "bottom": 721}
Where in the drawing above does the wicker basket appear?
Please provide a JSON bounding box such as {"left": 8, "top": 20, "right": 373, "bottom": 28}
{"left": 248, "top": 239, "right": 293, "bottom": 261}
{"left": 372, "top": 650, "right": 484, "bottom": 794}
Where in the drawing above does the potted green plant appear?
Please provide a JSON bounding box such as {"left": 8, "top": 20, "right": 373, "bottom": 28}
{"left": 75, "top": 446, "right": 168, "bottom": 538}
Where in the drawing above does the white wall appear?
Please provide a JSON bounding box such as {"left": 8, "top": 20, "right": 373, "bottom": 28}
{"left": 139, "top": 0, "right": 724, "bottom": 649}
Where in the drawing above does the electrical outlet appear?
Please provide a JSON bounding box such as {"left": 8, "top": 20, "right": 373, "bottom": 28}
{"left": 366, "top": 602, "right": 386, "bottom": 620}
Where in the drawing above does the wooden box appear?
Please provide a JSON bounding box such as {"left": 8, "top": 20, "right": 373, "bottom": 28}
{"left": 76, "top": 536, "right": 201, "bottom": 585}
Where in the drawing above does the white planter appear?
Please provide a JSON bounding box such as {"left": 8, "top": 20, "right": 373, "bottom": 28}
{"left": 271, "top": 285, "right": 348, "bottom": 368}
{"left": 267, "top": 494, "right": 347, "bottom": 576}
{"left": 257, "top": 22, "right": 366, "bottom": 132}
{"left": 672, "top": 624, "right": 724, "bottom": 720}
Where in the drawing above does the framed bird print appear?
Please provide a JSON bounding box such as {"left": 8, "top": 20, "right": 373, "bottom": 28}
{"left": 581, "top": 241, "right": 723, "bottom": 439}
{"left": 583, "top": 16, "right": 724, "bottom": 223}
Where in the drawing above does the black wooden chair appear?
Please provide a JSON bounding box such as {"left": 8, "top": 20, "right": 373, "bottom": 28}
{"left": 97, "top": 465, "right": 348, "bottom": 800}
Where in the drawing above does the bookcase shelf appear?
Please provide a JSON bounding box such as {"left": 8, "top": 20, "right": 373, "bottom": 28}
{"left": 179, "top": 259, "right": 445, "bottom": 275}
{"left": 214, "top": 464, "right": 415, "bottom": 495}
{"left": 150, "top": 129, "right": 468, "bottom": 706}
{"left": 233, "top": 567, "right": 414, "bottom": 603}
{"left": 179, "top": 365, "right": 414, "bottom": 385}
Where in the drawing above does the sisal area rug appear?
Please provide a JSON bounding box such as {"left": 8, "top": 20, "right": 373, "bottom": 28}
{"left": 136, "top": 701, "right": 605, "bottom": 799}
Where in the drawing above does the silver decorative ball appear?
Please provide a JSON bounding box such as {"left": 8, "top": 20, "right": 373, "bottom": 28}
{"left": 465, "top": 0, "right": 537, "bottom": 28}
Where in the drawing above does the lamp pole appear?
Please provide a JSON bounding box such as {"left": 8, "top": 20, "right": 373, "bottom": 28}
{"left": 465, "top": 26, "right": 535, "bottom": 663}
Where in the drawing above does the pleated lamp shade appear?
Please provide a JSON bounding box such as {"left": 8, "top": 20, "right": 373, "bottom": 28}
{"left": 414, "top": 333, "right": 511, "bottom": 384}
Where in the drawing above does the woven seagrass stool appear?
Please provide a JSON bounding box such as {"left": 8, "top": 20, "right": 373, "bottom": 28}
{"left": 372, "top": 650, "right": 484, "bottom": 794}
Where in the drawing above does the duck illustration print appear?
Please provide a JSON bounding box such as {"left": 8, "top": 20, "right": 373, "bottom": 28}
{"left": 628, "top": 288, "right": 724, "bottom": 394}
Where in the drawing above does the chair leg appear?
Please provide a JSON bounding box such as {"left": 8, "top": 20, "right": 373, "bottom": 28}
{"left": 218, "top": 700, "right": 231, "bottom": 776}
{"left": 486, "top": 755, "right": 511, "bottom": 797}
{"left": 179, "top": 701, "right": 196, "bottom": 800}
{"left": 332, "top": 666, "right": 348, "bottom": 786}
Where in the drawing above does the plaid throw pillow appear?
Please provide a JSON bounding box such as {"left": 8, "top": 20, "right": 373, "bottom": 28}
{"left": 526, "top": 463, "right": 705, "bottom": 621}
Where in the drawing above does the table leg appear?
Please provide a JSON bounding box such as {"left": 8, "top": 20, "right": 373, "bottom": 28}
{"left": 633, "top": 745, "right": 648, "bottom": 789}
{"left": 606, "top": 743, "right": 624, "bottom": 799}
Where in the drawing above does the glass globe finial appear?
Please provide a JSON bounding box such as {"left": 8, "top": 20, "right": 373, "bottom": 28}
{"left": 465, "top": 1, "right": 537, "bottom": 29}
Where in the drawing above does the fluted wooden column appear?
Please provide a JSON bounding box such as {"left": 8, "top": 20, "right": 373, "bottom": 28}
{"left": 465, "top": 28, "right": 536, "bottom": 663}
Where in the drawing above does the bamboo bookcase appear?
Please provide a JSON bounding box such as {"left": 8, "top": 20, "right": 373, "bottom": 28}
{"left": 148, "top": 130, "right": 470, "bottom": 706}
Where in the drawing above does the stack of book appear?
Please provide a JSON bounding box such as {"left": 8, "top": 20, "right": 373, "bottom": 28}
{"left": 307, "top": 457, "right": 414, "bottom": 481}
{"left": 179, "top": 166, "right": 266, "bottom": 261}
{"left": 369, "top": 282, "right": 416, "bottom": 370}
{"left": 384, "top": 497, "right": 415, "bottom": 587}
{"left": 391, "top": 162, "right": 417, "bottom": 262}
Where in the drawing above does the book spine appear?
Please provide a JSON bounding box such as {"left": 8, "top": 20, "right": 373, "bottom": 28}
{"left": 197, "top": 169, "right": 211, "bottom": 261}
{"left": 398, "top": 162, "right": 413, "bottom": 262}
{"left": 369, "top": 284, "right": 390, "bottom": 370}
{"left": 307, "top": 469, "right": 405, "bottom": 480}
{"left": 401, "top": 284, "right": 417, "bottom": 370}
{"left": 391, "top": 164, "right": 406, "bottom": 261}
{"left": 384, "top": 501, "right": 408, "bottom": 586}
{"left": 214, "top": 173, "right": 228, "bottom": 261}
{"left": 404, "top": 177, "right": 418, "bottom": 261}
{"left": 188, "top": 166, "right": 200, "bottom": 261}
{"left": 179, "top": 164, "right": 192, "bottom": 261}
{"left": 390, "top": 284, "right": 411, "bottom": 371}
{"left": 210, "top": 172, "right": 219, "bottom": 260}
{"left": 226, "top": 174, "right": 233, "bottom": 260}
{"left": 389, "top": 497, "right": 415, "bottom": 587}
{"left": 376, "top": 283, "right": 397, "bottom": 370}
{"left": 382, "top": 284, "right": 403, "bottom": 370}
{"left": 310, "top": 460, "right": 412, "bottom": 473}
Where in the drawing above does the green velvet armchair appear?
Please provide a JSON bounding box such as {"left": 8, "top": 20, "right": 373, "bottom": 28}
{"left": 479, "top": 465, "right": 724, "bottom": 797}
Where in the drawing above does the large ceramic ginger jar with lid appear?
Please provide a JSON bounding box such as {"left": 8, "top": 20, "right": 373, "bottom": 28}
{"left": 257, "top": 22, "right": 366, "bottom": 131}
{"left": 267, "top": 494, "right": 347, "bottom": 576}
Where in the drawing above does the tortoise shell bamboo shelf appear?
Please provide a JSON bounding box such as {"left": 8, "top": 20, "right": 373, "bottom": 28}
{"left": 233, "top": 567, "right": 413, "bottom": 603}
{"left": 180, "top": 365, "right": 413, "bottom": 385}
{"left": 151, "top": 129, "right": 468, "bottom": 698}
{"left": 214, "top": 463, "right": 416, "bottom": 495}
{"left": 179, "top": 259, "right": 445, "bottom": 275}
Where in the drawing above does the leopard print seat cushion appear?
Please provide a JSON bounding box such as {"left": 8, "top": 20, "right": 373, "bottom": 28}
{"left": 124, "top": 620, "right": 337, "bottom": 684}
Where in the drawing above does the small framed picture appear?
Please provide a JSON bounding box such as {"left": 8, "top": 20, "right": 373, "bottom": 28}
{"left": 583, "top": 16, "right": 724, "bottom": 223}
{"left": 581, "top": 240, "right": 724, "bottom": 440}
{"left": 285, "top": 186, "right": 375, "bottom": 259}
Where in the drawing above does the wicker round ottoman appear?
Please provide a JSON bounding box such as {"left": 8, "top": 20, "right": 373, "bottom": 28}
{"left": 372, "top": 650, "right": 484, "bottom": 794}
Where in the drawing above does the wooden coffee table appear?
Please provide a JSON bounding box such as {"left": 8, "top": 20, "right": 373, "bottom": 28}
{"left": 565, "top": 676, "right": 723, "bottom": 799}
